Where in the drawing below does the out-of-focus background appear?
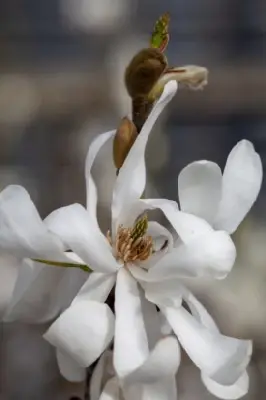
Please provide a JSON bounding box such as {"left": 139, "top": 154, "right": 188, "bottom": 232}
{"left": 0, "top": 0, "right": 266, "bottom": 399}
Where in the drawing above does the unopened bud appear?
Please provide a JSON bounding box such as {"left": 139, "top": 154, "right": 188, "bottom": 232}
{"left": 148, "top": 65, "right": 209, "bottom": 102}
{"left": 113, "top": 117, "right": 138, "bottom": 170}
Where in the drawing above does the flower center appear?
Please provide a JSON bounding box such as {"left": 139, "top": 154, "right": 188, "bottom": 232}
{"left": 107, "top": 214, "right": 153, "bottom": 264}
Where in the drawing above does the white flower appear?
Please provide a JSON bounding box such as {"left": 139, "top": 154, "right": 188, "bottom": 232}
{"left": 1, "top": 80, "right": 257, "bottom": 399}
{"left": 22, "top": 81, "right": 246, "bottom": 400}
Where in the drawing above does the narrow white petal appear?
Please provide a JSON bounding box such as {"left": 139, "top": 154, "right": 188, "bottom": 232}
{"left": 201, "top": 371, "right": 249, "bottom": 400}
{"left": 3, "top": 260, "right": 71, "bottom": 323}
{"left": 99, "top": 377, "right": 121, "bottom": 400}
{"left": 0, "top": 185, "right": 66, "bottom": 260}
{"left": 140, "top": 293, "right": 162, "bottom": 349}
{"left": 178, "top": 161, "right": 222, "bottom": 223}
{"left": 56, "top": 349, "right": 86, "bottom": 382}
{"left": 72, "top": 272, "right": 116, "bottom": 305}
{"left": 85, "top": 130, "right": 116, "bottom": 225}
{"left": 148, "top": 230, "right": 236, "bottom": 280}
{"left": 164, "top": 306, "right": 252, "bottom": 385}
{"left": 112, "top": 81, "right": 178, "bottom": 228}
{"left": 215, "top": 140, "right": 263, "bottom": 233}
{"left": 44, "top": 300, "right": 115, "bottom": 367}
{"left": 114, "top": 270, "right": 180, "bottom": 386}
{"left": 45, "top": 204, "right": 119, "bottom": 273}
{"left": 114, "top": 268, "right": 149, "bottom": 379}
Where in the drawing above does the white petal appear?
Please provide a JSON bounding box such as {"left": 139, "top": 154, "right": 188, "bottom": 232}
{"left": 44, "top": 300, "right": 115, "bottom": 367}
{"left": 178, "top": 161, "right": 222, "bottom": 224}
{"left": 3, "top": 260, "right": 70, "bottom": 323}
{"left": 124, "top": 377, "right": 177, "bottom": 400}
{"left": 0, "top": 185, "right": 66, "bottom": 260}
{"left": 56, "top": 349, "right": 86, "bottom": 382}
{"left": 163, "top": 306, "right": 252, "bottom": 385}
{"left": 114, "top": 268, "right": 149, "bottom": 379}
{"left": 148, "top": 230, "right": 236, "bottom": 280}
{"left": 123, "top": 336, "right": 181, "bottom": 386}
{"left": 181, "top": 287, "right": 219, "bottom": 332}
{"left": 112, "top": 81, "right": 178, "bottom": 228}
{"left": 138, "top": 222, "right": 174, "bottom": 271}
{"left": 140, "top": 199, "right": 213, "bottom": 243}
{"left": 144, "top": 279, "right": 183, "bottom": 308}
{"left": 99, "top": 377, "right": 121, "bottom": 400}
{"left": 114, "top": 269, "right": 181, "bottom": 385}
{"left": 45, "top": 204, "right": 119, "bottom": 273}
{"left": 201, "top": 371, "right": 249, "bottom": 400}
{"left": 140, "top": 293, "right": 162, "bottom": 349}
{"left": 85, "top": 130, "right": 116, "bottom": 225}
{"left": 147, "top": 221, "right": 174, "bottom": 252}
{"left": 215, "top": 140, "right": 263, "bottom": 233}
{"left": 72, "top": 272, "right": 116, "bottom": 305}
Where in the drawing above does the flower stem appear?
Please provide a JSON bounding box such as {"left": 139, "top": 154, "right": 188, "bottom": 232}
{"left": 32, "top": 258, "right": 92, "bottom": 273}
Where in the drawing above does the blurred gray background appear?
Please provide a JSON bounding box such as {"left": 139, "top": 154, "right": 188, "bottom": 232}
{"left": 0, "top": 0, "right": 266, "bottom": 399}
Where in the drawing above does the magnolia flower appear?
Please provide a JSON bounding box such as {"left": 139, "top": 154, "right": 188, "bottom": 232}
{"left": 13, "top": 81, "right": 246, "bottom": 400}
{"left": 1, "top": 79, "right": 259, "bottom": 399}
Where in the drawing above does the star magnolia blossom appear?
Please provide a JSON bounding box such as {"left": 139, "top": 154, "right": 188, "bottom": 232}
{"left": 1, "top": 81, "right": 261, "bottom": 399}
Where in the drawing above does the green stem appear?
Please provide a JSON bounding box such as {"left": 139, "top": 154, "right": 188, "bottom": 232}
{"left": 32, "top": 258, "right": 92, "bottom": 273}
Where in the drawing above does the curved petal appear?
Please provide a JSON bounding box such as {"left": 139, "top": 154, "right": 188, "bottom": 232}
{"left": 0, "top": 185, "right": 66, "bottom": 260}
{"left": 124, "top": 378, "right": 177, "bottom": 400}
{"left": 182, "top": 290, "right": 250, "bottom": 399}
{"left": 114, "top": 269, "right": 180, "bottom": 386}
{"left": 178, "top": 161, "right": 222, "bottom": 224}
{"left": 56, "top": 349, "right": 86, "bottom": 382}
{"left": 138, "top": 221, "right": 174, "bottom": 271}
{"left": 123, "top": 336, "right": 181, "bottom": 386}
{"left": 44, "top": 300, "right": 115, "bottom": 368}
{"left": 214, "top": 140, "right": 263, "bottom": 234}
{"left": 163, "top": 306, "right": 252, "bottom": 386}
{"left": 201, "top": 371, "right": 249, "bottom": 400}
{"left": 144, "top": 279, "right": 183, "bottom": 308}
{"left": 181, "top": 288, "right": 219, "bottom": 332}
{"left": 112, "top": 81, "right": 178, "bottom": 229}
{"left": 147, "top": 230, "right": 236, "bottom": 280}
{"left": 114, "top": 268, "right": 149, "bottom": 379}
{"left": 140, "top": 199, "right": 213, "bottom": 243}
{"left": 45, "top": 204, "right": 119, "bottom": 273}
{"left": 3, "top": 260, "right": 71, "bottom": 323}
{"left": 85, "top": 130, "right": 116, "bottom": 226}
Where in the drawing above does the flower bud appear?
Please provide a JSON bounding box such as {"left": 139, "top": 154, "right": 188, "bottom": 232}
{"left": 124, "top": 48, "right": 167, "bottom": 99}
{"left": 113, "top": 117, "right": 138, "bottom": 170}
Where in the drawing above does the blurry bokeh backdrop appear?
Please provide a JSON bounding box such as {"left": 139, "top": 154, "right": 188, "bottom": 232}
{"left": 0, "top": 1, "right": 266, "bottom": 399}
